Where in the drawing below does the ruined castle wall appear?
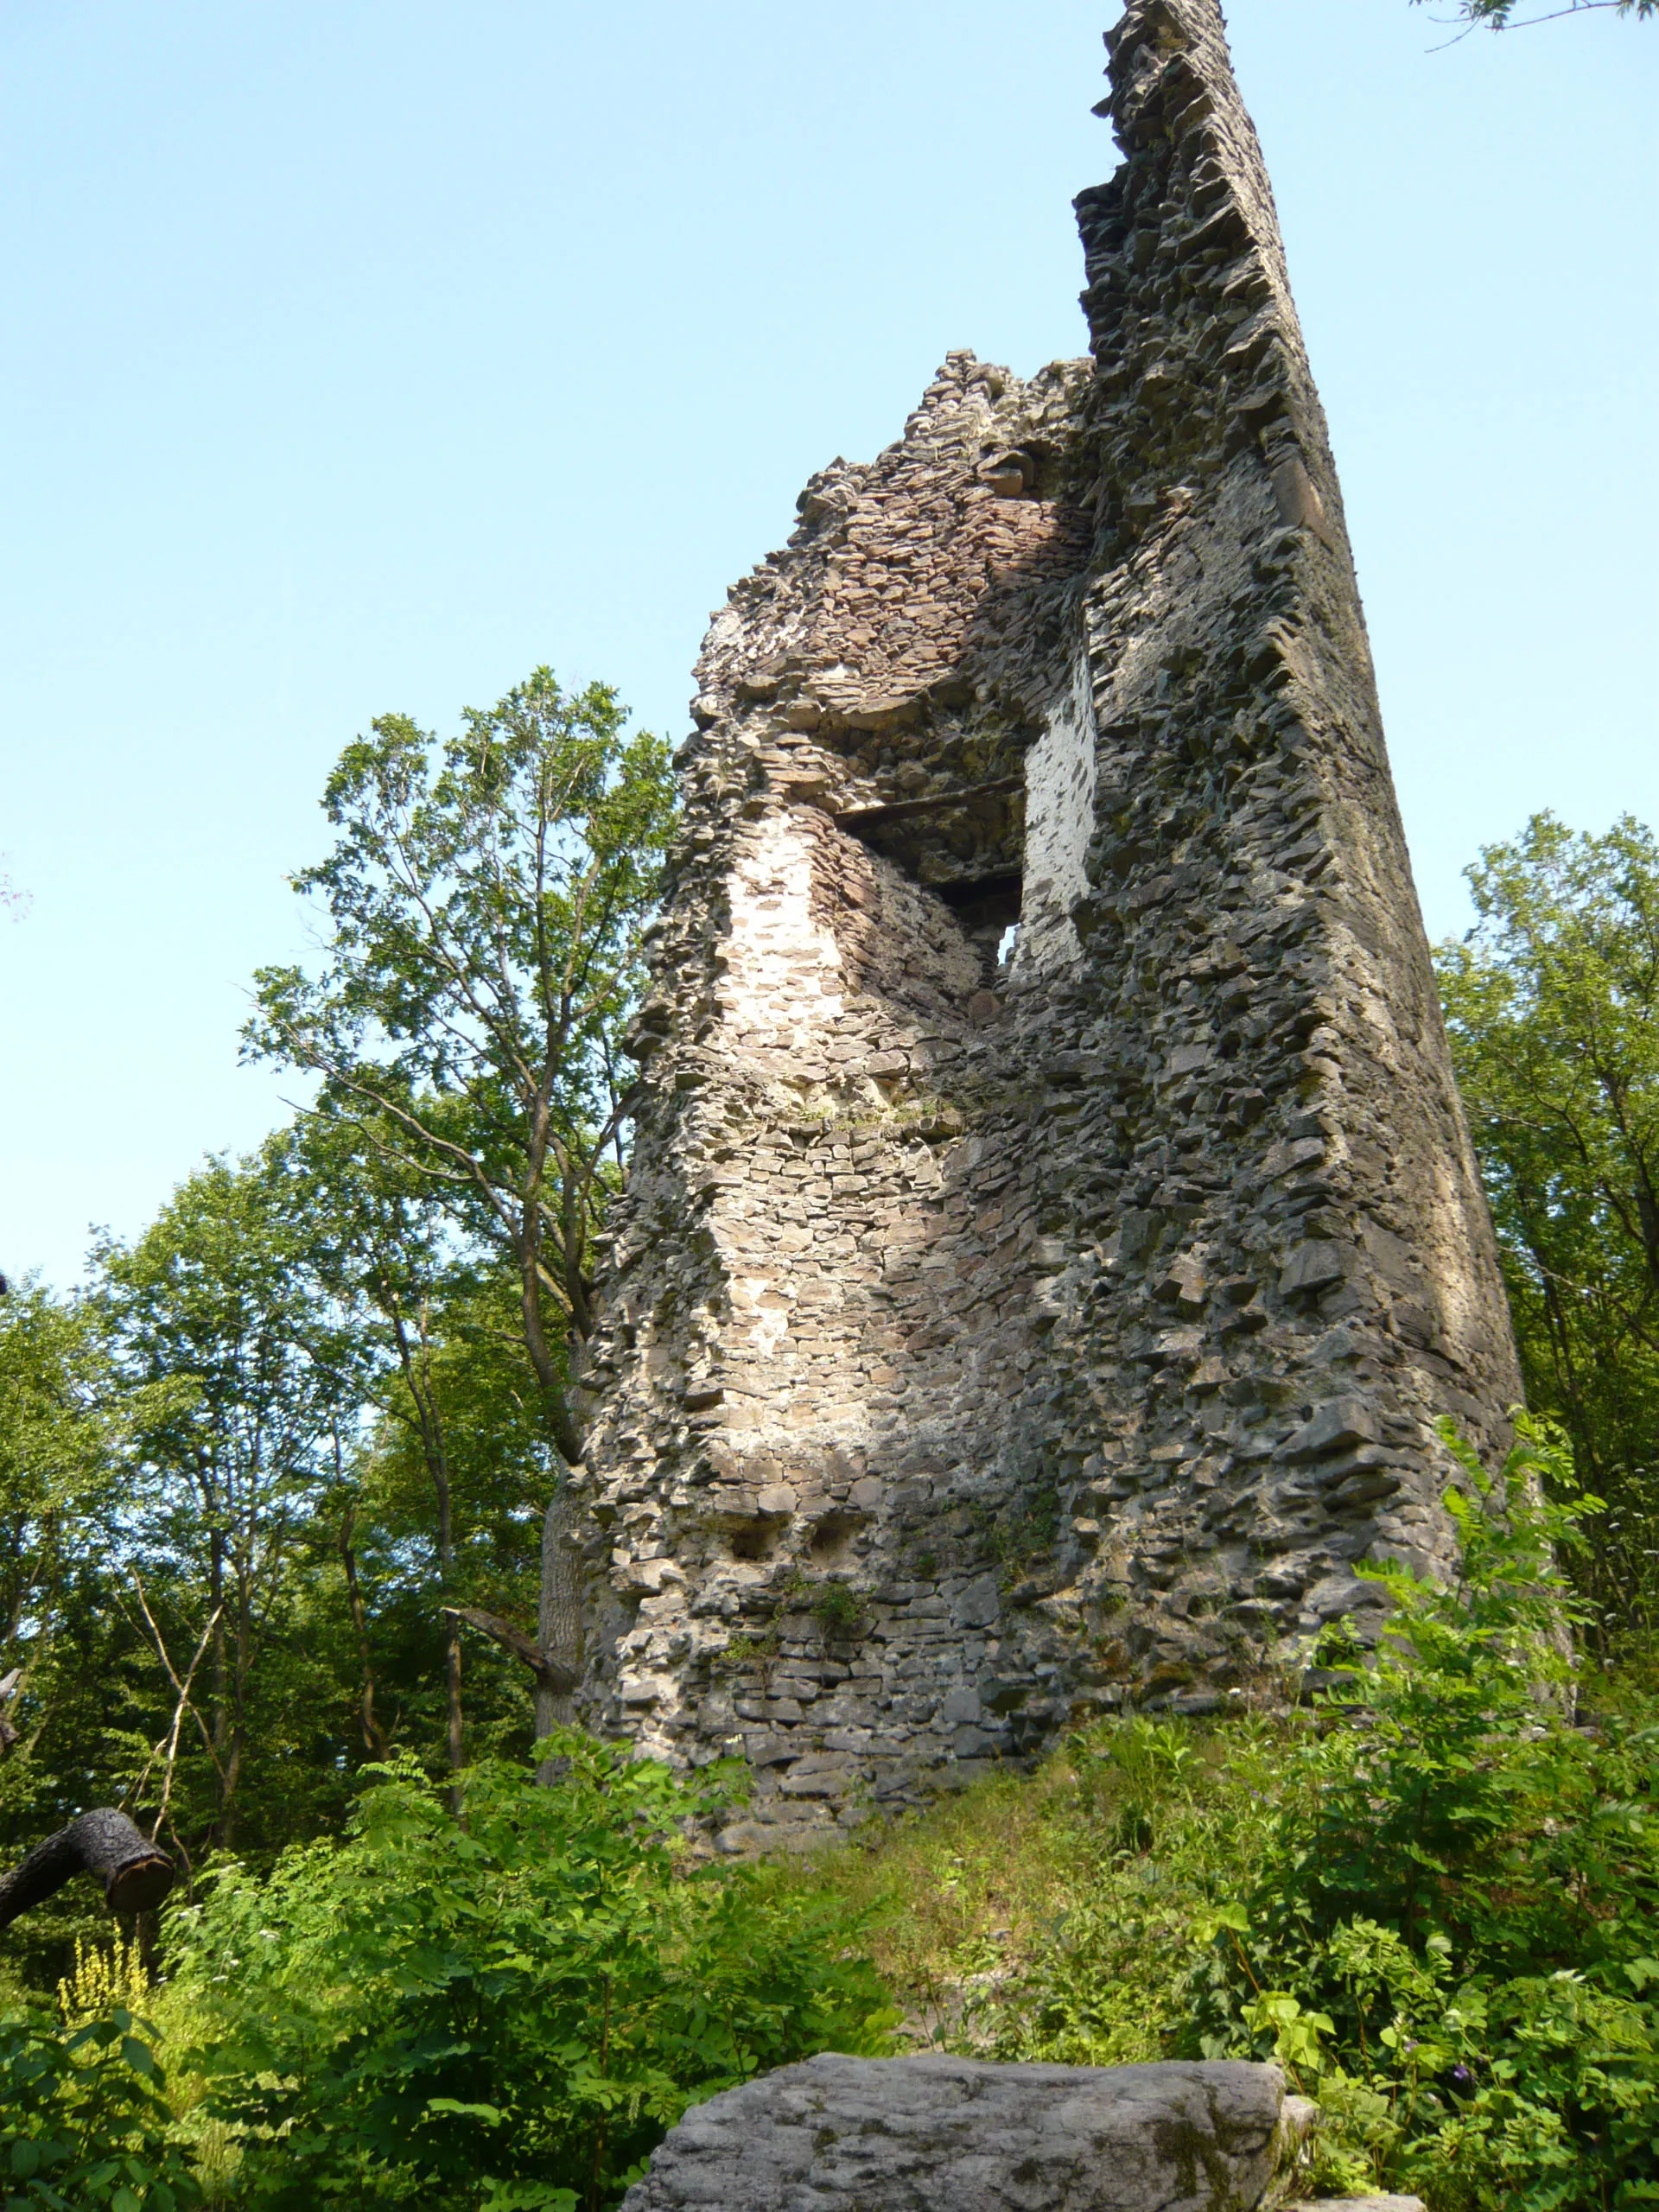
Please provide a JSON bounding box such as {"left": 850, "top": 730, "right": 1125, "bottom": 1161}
{"left": 564, "top": 0, "right": 1521, "bottom": 1851}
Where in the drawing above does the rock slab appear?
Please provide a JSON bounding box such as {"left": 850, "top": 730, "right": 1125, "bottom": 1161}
{"left": 1290, "top": 2202, "right": 1425, "bottom": 2212}
{"left": 620, "top": 2051, "right": 1290, "bottom": 2212}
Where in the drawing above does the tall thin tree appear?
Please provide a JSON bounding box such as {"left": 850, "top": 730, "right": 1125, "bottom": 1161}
{"left": 247, "top": 668, "right": 675, "bottom": 1720}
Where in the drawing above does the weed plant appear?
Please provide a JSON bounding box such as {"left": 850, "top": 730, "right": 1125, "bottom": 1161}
{"left": 0, "top": 2004, "right": 200, "bottom": 2211}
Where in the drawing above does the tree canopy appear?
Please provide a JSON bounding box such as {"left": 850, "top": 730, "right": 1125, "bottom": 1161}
{"left": 1435, "top": 812, "right": 1659, "bottom": 1649}
{"left": 245, "top": 667, "right": 675, "bottom": 1470}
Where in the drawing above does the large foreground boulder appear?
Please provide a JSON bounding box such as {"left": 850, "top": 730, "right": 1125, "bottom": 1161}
{"left": 620, "top": 2052, "right": 1300, "bottom": 2212}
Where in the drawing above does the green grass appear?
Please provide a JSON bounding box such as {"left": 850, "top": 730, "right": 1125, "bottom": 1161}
{"left": 775, "top": 1711, "right": 1294, "bottom": 2063}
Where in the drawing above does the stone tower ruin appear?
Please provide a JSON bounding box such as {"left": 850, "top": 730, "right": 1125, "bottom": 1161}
{"left": 564, "top": 0, "right": 1521, "bottom": 1850}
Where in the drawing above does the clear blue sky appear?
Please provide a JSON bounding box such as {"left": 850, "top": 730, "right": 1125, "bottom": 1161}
{"left": 3, "top": 0, "right": 1655, "bottom": 1291}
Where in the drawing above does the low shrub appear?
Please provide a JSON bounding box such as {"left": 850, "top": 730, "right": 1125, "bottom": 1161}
{"left": 163, "top": 1732, "right": 893, "bottom": 2209}
{"left": 0, "top": 2003, "right": 201, "bottom": 2212}
{"left": 1186, "top": 1419, "right": 1659, "bottom": 2209}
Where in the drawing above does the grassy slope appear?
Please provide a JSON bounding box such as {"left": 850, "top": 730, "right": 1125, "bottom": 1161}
{"left": 769, "top": 1656, "right": 1659, "bottom": 2209}
{"left": 774, "top": 1713, "right": 1294, "bottom": 2064}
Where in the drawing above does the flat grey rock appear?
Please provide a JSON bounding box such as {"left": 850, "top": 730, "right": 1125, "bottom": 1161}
{"left": 1288, "top": 2200, "right": 1426, "bottom": 2211}
{"left": 620, "top": 2051, "right": 1289, "bottom": 2211}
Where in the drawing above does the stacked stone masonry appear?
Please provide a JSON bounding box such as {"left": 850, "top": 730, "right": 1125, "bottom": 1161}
{"left": 566, "top": 0, "right": 1522, "bottom": 1850}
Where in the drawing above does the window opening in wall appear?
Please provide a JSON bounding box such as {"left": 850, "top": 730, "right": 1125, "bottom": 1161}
{"left": 831, "top": 753, "right": 1030, "bottom": 918}
{"left": 938, "top": 872, "right": 1023, "bottom": 988}
{"left": 997, "top": 923, "right": 1020, "bottom": 967}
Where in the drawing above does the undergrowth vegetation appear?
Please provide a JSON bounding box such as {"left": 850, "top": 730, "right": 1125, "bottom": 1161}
{"left": 787, "top": 1418, "right": 1659, "bottom": 2210}
{"left": 3, "top": 1420, "right": 1656, "bottom": 2210}
{"left": 0, "top": 2005, "right": 199, "bottom": 2211}
{"left": 3, "top": 1738, "right": 889, "bottom": 2211}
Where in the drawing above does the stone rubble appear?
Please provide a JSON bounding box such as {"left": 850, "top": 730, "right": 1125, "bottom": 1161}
{"left": 565, "top": 0, "right": 1522, "bottom": 1847}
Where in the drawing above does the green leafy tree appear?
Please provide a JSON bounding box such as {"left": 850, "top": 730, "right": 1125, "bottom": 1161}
{"left": 246, "top": 668, "right": 676, "bottom": 1698}
{"left": 348, "top": 1266, "right": 551, "bottom": 1759}
{"left": 0, "top": 1286, "right": 111, "bottom": 1768}
{"left": 96, "top": 1154, "right": 367, "bottom": 1854}
{"left": 270, "top": 1119, "right": 483, "bottom": 1783}
{"left": 271, "top": 1112, "right": 553, "bottom": 1781}
{"left": 1434, "top": 812, "right": 1659, "bottom": 1649}
{"left": 0, "top": 1283, "right": 139, "bottom": 1993}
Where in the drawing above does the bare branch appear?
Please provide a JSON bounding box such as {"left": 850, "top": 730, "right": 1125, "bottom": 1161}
{"left": 129, "top": 1574, "right": 228, "bottom": 1790}
{"left": 447, "top": 1604, "right": 578, "bottom": 1696}
{"left": 147, "top": 1605, "right": 225, "bottom": 1844}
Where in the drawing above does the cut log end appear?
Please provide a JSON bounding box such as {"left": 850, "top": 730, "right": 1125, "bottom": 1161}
{"left": 105, "top": 1853, "right": 175, "bottom": 1916}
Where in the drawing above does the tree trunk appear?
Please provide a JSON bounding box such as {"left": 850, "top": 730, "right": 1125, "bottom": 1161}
{"left": 207, "top": 1522, "right": 233, "bottom": 1846}
{"left": 1637, "top": 1176, "right": 1659, "bottom": 1294}
{"left": 434, "top": 1465, "right": 465, "bottom": 1789}
{"left": 444, "top": 1612, "right": 466, "bottom": 1803}
{"left": 387, "top": 1298, "right": 467, "bottom": 1789}
{"left": 537, "top": 1486, "right": 582, "bottom": 1743}
{"left": 0, "top": 1811, "right": 173, "bottom": 1932}
{"left": 339, "top": 1505, "right": 387, "bottom": 1758}
{"left": 514, "top": 1160, "right": 587, "bottom": 1776}
{"left": 216, "top": 1586, "right": 252, "bottom": 1853}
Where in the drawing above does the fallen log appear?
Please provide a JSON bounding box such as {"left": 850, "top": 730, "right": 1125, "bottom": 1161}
{"left": 0, "top": 1810, "right": 174, "bottom": 1932}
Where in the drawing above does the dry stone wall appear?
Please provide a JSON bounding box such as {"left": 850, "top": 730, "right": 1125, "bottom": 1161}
{"left": 563, "top": 0, "right": 1521, "bottom": 1850}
